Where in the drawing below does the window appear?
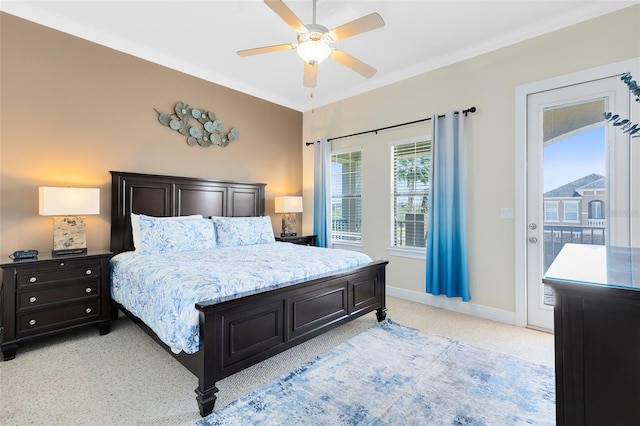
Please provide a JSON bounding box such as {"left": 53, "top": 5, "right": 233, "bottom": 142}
{"left": 544, "top": 201, "right": 559, "bottom": 221}
{"left": 563, "top": 201, "right": 579, "bottom": 222}
{"left": 589, "top": 200, "right": 604, "bottom": 219}
{"left": 331, "top": 150, "right": 361, "bottom": 242}
{"left": 392, "top": 139, "right": 430, "bottom": 248}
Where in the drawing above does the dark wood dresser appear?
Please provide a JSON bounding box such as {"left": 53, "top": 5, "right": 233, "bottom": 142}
{"left": 0, "top": 250, "right": 112, "bottom": 360}
{"left": 543, "top": 244, "right": 640, "bottom": 425}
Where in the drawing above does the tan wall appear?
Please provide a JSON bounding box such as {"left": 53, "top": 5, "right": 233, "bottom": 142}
{"left": 0, "top": 13, "right": 303, "bottom": 256}
{"left": 302, "top": 6, "right": 640, "bottom": 313}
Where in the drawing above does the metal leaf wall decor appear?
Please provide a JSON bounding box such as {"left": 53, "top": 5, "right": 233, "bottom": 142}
{"left": 604, "top": 73, "right": 640, "bottom": 138}
{"left": 155, "top": 102, "right": 240, "bottom": 147}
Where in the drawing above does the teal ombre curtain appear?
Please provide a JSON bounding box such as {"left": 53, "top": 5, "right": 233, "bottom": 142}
{"left": 426, "top": 111, "right": 470, "bottom": 301}
{"left": 313, "top": 138, "right": 331, "bottom": 247}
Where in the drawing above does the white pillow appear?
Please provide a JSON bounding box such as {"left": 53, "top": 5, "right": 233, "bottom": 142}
{"left": 131, "top": 213, "right": 203, "bottom": 251}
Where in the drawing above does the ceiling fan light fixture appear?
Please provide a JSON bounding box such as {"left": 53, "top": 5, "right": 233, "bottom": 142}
{"left": 297, "top": 40, "right": 331, "bottom": 65}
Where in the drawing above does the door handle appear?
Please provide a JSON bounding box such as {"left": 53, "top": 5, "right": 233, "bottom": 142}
{"left": 529, "top": 236, "right": 538, "bottom": 243}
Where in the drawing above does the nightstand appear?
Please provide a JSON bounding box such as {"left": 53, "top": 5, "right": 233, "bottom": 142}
{"left": 275, "top": 235, "right": 317, "bottom": 246}
{"left": 0, "top": 250, "right": 112, "bottom": 361}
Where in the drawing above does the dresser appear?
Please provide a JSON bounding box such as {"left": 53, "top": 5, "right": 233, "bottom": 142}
{"left": 543, "top": 244, "right": 640, "bottom": 425}
{"left": 0, "top": 250, "right": 112, "bottom": 360}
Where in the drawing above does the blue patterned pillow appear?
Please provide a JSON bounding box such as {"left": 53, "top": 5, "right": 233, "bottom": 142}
{"left": 138, "top": 216, "right": 216, "bottom": 254}
{"left": 212, "top": 216, "right": 275, "bottom": 247}
{"left": 131, "top": 213, "right": 203, "bottom": 252}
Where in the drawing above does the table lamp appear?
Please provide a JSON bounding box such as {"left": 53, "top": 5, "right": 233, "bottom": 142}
{"left": 39, "top": 187, "right": 100, "bottom": 256}
{"left": 274, "top": 196, "right": 303, "bottom": 237}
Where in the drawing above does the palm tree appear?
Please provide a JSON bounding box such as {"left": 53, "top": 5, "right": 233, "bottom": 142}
{"left": 396, "top": 156, "right": 430, "bottom": 214}
{"left": 396, "top": 155, "right": 430, "bottom": 246}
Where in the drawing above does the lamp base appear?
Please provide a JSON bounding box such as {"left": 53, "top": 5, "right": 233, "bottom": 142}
{"left": 281, "top": 213, "right": 297, "bottom": 237}
{"left": 52, "top": 216, "right": 87, "bottom": 256}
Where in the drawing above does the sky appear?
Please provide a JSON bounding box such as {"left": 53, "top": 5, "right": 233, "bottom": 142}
{"left": 543, "top": 126, "right": 605, "bottom": 192}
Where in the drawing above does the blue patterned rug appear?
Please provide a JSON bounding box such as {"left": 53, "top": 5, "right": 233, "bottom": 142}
{"left": 195, "top": 319, "right": 555, "bottom": 426}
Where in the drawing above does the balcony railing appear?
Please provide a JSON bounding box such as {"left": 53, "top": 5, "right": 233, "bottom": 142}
{"left": 394, "top": 219, "right": 426, "bottom": 247}
{"left": 332, "top": 218, "right": 361, "bottom": 242}
{"left": 587, "top": 218, "right": 606, "bottom": 227}
{"left": 543, "top": 225, "right": 606, "bottom": 272}
{"left": 542, "top": 225, "right": 606, "bottom": 306}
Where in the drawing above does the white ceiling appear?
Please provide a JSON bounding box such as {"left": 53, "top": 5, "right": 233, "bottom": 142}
{"left": 2, "top": 1, "right": 638, "bottom": 112}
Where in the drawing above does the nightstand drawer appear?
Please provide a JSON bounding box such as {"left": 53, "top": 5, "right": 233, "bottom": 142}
{"left": 17, "top": 299, "right": 100, "bottom": 336}
{"left": 16, "top": 262, "right": 101, "bottom": 287}
{"left": 18, "top": 281, "right": 99, "bottom": 310}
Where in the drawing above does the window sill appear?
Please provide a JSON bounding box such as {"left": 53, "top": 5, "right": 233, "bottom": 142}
{"left": 331, "top": 241, "right": 364, "bottom": 252}
{"left": 387, "top": 246, "right": 425, "bottom": 260}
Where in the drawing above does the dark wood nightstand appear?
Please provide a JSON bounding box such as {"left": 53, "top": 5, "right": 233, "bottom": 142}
{"left": 275, "top": 235, "right": 317, "bottom": 246}
{"left": 0, "top": 250, "right": 113, "bottom": 361}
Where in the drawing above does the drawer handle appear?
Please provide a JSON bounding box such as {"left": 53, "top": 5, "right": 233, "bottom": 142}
{"left": 85, "top": 269, "right": 92, "bottom": 275}
{"left": 29, "top": 296, "right": 37, "bottom": 303}
{"left": 60, "top": 262, "right": 65, "bottom": 267}
{"left": 29, "top": 276, "right": 37, "bottom": 283}
{"left": 29, "top": 319, "right": 36, "bottom": 326}
{"left": 85, "top": 287, "right": 92, "bottom": 293}
{"left": 85, "top": 308, "right": 92, "bottom": 314}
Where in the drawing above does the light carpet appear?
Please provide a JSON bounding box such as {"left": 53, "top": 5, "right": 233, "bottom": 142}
{"left": 195, "top": 318, "right": 555, "bottom": 426}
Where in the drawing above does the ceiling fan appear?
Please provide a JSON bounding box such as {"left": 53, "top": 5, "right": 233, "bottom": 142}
{"left": 237, "top": 0, "right": 385, "bottom": 88}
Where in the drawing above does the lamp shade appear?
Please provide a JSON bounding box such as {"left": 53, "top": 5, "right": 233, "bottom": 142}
{"left": 275, "top": 196, "right": 303, "bottom": 213}
{"left": 39, "top": 187, "right": 100, "bottom": 216}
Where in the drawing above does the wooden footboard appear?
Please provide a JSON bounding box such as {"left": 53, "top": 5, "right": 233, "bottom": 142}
{"left": 193, "top": 259, "right": 387, "bottom": 416}
{"left": 109, "top": 171, "right": 389, "bottom": 417}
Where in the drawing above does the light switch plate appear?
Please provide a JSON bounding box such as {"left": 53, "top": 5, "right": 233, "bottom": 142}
{"left": 500, "top": 208, "right": 514, "bottom": 219}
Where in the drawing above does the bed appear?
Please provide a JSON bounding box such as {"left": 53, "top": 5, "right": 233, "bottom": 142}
{"left": 109, "top": 171, "right": 388, "bottom": 416}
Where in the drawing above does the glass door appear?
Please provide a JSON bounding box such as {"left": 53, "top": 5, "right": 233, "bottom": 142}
{"left": 526, "top": 76, "right": 631, "bottom": 330}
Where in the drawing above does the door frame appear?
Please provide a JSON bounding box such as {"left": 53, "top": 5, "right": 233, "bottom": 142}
{"left": 514, "top": 57, "right": 639, "bottom": 327}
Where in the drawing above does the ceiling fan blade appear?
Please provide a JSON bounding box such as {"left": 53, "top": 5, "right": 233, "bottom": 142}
{"left": 330, "top": 50, "right": 377, "bottom": 78}
{"left": 264, "top": 0, "right": 307, "bottom": 34}
{"left": 303, "top": 62, "right": 318, "bottom": 88}
{"left": 329, "top": 13, "right": 385, "bottom": 41}
{"left": 237, "top": 43, "right": 296, "bottom": 57}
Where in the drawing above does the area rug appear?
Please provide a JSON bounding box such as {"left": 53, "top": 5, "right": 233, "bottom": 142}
{"left": 195, "top": 319, "right": 555, "bottom": 426}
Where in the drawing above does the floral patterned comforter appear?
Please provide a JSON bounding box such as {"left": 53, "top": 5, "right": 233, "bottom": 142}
{"left": 110, "top": 242, "right": 373, "bottom": 354}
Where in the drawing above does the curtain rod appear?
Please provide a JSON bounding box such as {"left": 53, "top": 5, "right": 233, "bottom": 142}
{"left": 305, "top": 106, "right": 476, "bottom": 146}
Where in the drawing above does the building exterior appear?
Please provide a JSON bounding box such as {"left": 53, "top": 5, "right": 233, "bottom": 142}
{"left": 543, "top": 173, "right": 606, "bottom": 228}
{"left": 542, "top": 173, "right": 606, "bottom": 272}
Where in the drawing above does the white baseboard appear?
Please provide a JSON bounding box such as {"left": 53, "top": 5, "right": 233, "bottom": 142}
{"left": 386, "top": 285, "right": 517, "bottom": 326}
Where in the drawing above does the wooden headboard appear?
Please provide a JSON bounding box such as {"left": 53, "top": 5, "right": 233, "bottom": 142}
{"left": 110, "top": 171, "right": 266, "bottom": 254}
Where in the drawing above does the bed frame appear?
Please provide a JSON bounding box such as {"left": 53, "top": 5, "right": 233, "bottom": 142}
{"left": 109, "top": 171, "right": 388, "bottom": 416}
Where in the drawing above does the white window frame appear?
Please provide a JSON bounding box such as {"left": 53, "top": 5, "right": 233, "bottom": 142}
{"left": 330, "top": 147, "right": 362, "bottom": 245}
{"left": 388, "top": 135, "right": 431, "bottom": 259}
{"left": 563, "top": 201, "right": 580, "bottom": 223}
{"left": 544, "top": 201, "right": 559, "bottom": 222}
